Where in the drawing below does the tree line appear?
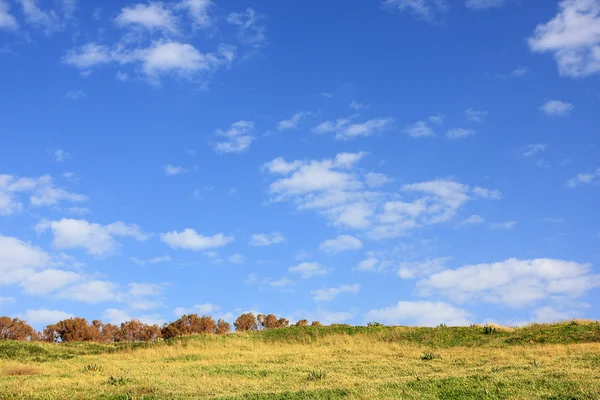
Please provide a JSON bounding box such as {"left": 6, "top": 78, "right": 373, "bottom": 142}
{"left": 0, "top": 313, "right": 323, "bottom": 343}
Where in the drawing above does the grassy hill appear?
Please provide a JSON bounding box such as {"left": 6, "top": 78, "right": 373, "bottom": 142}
{"left": 1, "top": 322, "right": 600, "bottom": 399}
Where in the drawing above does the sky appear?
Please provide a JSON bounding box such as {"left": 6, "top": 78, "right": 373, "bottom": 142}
{"left": 1, "top": 0, "right": 599, "bottom": 329}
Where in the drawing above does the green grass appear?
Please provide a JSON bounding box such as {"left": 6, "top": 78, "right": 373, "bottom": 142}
{"left": 1, "top": 322, "right": 599, "bottom": 399}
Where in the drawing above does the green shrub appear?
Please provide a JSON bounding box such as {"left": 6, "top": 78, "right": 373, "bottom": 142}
{"left": 483, "top": 325, "right": 496, "bottom": 335}
{"left": 307, "top": 370, "right": 327, "bottom": 381}
{"left": 420, "top": 352, "right": 441, "bottom": 360}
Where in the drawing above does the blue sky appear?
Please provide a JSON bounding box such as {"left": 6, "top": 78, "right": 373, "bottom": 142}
{"left": 1, "top": 0, "right": 599, "bottom": 329}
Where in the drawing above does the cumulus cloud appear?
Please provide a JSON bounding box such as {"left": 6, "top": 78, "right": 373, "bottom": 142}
{"left": 262, "top": 153, "right": 500, "bottom": 237}
{"left": 565, "top": 167, "right": 600, "bottom": 187}
{"left": 417, "top": 258, "right": 600, "bottom": 308}
{"left": 312, "top": 284, "right": 360, "bottom": 301}
{"left": 63, "top": 41, "right": 235, "bottom": 83}
{"left": 319, "top": 235, "right": 363, "bottom": 254}
{"left": 398, "top": 257, "right": 450, "bottom": 279}
{"left": 404, "top": 120, "right": 435, "bottom": 138}
{"left": 0, "top": 174, "right": 87, "bottom": 215}
{"left": 36, "top": 219, "right": 149, "bottom": 257}
{"left": 213, "top": 120, "right": 255, "bottom": 153}
{"left": 540, "top": 100, "right": 574, "bottom": 116}
{"left": 161, "top": 228, "right": 234, "bottom": 250}
{"left": 180, "top": 0, "right": 213, "bottom": 27}
{"left": 0, "top": 235, "right": 50, "bottom": 285}
{"left": 528, "top": 0, "right": 600, "bottom": 77}
{"left": 366, "top": 301, "right": 471, "bottom": 326}
{"left": 20, "top": 269, "right": 82, "bottom": 295}
{"left": 289, "top": 262, "right": 327, "bottom": 279}
{"left": 277, "top": 112, "right": 309, "bottom": 131}
{"left": 249, "top": 232, "right": 285, "bottom": 246}
{"left": 21, "top": 309, "right": 74, "bottom": 326}
{"left": 313, "top": 116, "right": 393, "bottom": 140}
{"left": 115, "top": 2, "right": 178, "bottom": 33}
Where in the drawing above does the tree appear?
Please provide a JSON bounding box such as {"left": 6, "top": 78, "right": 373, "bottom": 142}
{"left": 215, "top": 319, "right": 231, "bottom": 334}
{"left": 234, "top": 313, "right": 258, "bottom": 332}
{"left": 295, "top": 319, "right": 309, "bottom": 327}
{"left": 118, "top": 319, "right": 162, "bottom": 342}
{"left": 0, "top": 317, "right": 38, "bottom": 341}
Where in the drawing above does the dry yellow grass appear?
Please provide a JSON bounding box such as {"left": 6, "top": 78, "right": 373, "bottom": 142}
{"left": 1, "top": 325, "right": 600, "bottom": 399}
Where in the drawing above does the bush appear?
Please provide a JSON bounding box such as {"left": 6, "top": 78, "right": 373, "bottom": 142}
{"left": 234, "top": 313, "right": 258, "bottom": 332}
{"left": 43, "top": 318, "right": 100, "bottom": 342}
{"left": 295, "top": 319, "right": 309, "bottom": 327}
{"left": 483, "top": 325, "right": 496, "bottom": 335}
{"left": 420, "top": 352, "right": 441, "bottom": 360}
{"left": 161, "top": 314, "right": 216, "bottom": 339}
{"left": 0, "top": 317, "right": 39, "bottom": 341}
{"left": 367, "top": 322, "right": 384, "bottom": 327}
{"left": 215, "top": 319, "right": 231, "bottom": 335}
{"left": 311, "top": 321, "right": 322, "bottom": 327}
{"left": 118, "top": 319, "right": 162, "bottom": 342}
{"left": 257, "top": 314, "right": 290, "bottom": 330}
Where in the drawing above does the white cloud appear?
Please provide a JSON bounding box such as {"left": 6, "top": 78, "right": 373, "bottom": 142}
{"left": 57, "top": 280, "right": 119, "bottom": 303}
{"left": 103, "top": 308, "right": 165, "bottom": 326}
{"left": 16, "top": 0, "right": 62, "bottom": 34}
{"left": 213, "top": 120, "right": 255, "bottom": 153}
{"left": 540, "top": 100, "right": 574, "bottom": 116}
{"left": 319, "top": 235, "right": 363, "bottom": 254}
{"left": 417, "top": 258, "right": 600, "bottom": 308}
{"left": 20, "top": 269, "right": 82, "bottom": 295}
{"left": 404, "top": 120, "right": 435, "bottom": 138}
{"left": 366, "top": 301, "right": 471, "bottom": 326}
{"left": 356, "top": 257, "right": 380, "bottom": 272}
{"left": 48, "top": 148, "right": 70, "bottom": 161}
{"left": 262, "top": 154, "right": 500, "bottom": 237}
{"left": 174, "top": 302, "right": 219, "bottom": 316}
{"left": 228, "top": 253, "right": 246, "bottom": 264}
{"left": 533, "top": 306, "right": 579, "bottom": 323}
{"left": 465, "top": 108, "right": 489, "bottom": 122}
{"left": 163, "top": 164, "right": 187, "bottom": 176}
{"left": 398, "top": 257, "right": 450, "bottom": 279}
{"left": 0, "top": 235, "right": 49, "bottom": 285}
{"left": 277, "top": 112, "right": 309, "bottom": 131}
{"left": 512, "top": 66, "right": 529, "bottom": 77}
{"left": 115, "top": 2, "right": 178, "bottom": 33}
{"left": 161, "top": 228, "right": 234, "bottom": 251}
{"left": 227, "top": 8, "right": 266, "bottom": 47}
{"left": 519, "top": 144, "right": 548, "bottom": 157}
{"left": 566, "top": 167, "right": 600, "bottom": 187}
{"left": 289, "top": 262, "right": 327, "bottom": 279}
{"left": 349, "top": 101, "right": 364, "bottom": 110}
{"left": 383, "top": 0, "right": 449, "bottom": 22}
{"left": 63, "top": 41, "right": 235, "bottom": 82}
{"left": 249, "top": 232, "right": 285, "bottom": 247}
{"left": 313, "top": 116, "right": 393, "bottom": 139}
{"left": 318, "top": 310, "right": 355, "bottom": 325}
{"left": 447, "top": 128, "right": 476, "bottom": 139}
{"left": 0, "top": 174, "right": 87, "bottom": 215}
{"left": 130, "top": 255, "right": 171, "bottom": 266}
{"left": 365, "top": 172, "right": 391, "bottom": 188}
{"left": 490, "top": 220, "right": 517, "bottom": 230}
{"left": 528, "top": 0, "right": 600, "bottom": 77}
{"left": 21, "top": 309, "right": 74, "bottom": 326}
{"left": 313, "top": 284, "right": 360, "bottom": 302}
{"left": 465, "top": 0, "right": 506, "bottom": 10}
{"left": 458, "top": 214, "right": 485, "bottom": 226}
{"left": 36, "top": 218, "right": 149, "bottom": 257}
{"left": 180, "top": 0, "right": 213, "bottom": 27}
{"left": 64, "top": 90, "right": 86, "bottom": 100}
{"left": 0, "top": 0, "right": 19, "bottom": 31}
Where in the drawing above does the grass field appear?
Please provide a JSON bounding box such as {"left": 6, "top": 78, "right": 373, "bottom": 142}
{"left": 1, "top": 322, "right": 600, "bottom": 399}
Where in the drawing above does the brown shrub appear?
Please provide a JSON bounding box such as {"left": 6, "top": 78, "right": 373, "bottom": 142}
{"left": 118, "top": 320, "right": 162, "bottom": 342}
{"left": 161, "top": 314, "right": 216, "bottom": 339}
{"left": 257, "top": 314, "right": 290, "bottom": 330}
{"left": 0, "top": 317, "right": 39, "bottom": 341}
{"left": 295, "top": 319, "right": 309, "bottom": 327}
{"left": 215, "top": 319, "right": 231, "bottom": 334}
{"left": 43, "top": 318, "right": 99, "bottom": 342}
{"left": 234, "top": 313, "right": 258, "bottom": 332}
{"left": 311, "top": 321, "right": 322, "bottom": 327}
